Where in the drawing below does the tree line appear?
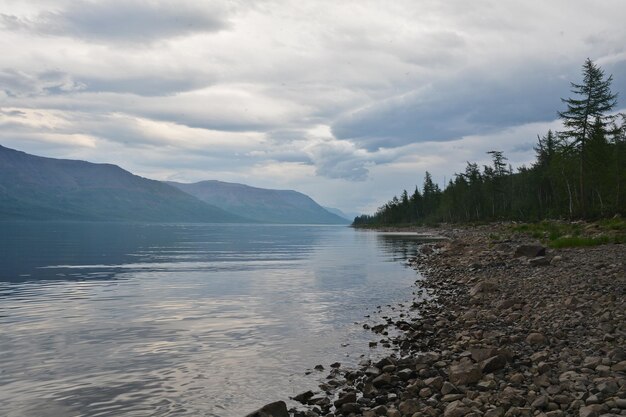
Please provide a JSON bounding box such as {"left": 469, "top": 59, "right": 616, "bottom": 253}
{"left": 354, "top": 59, "right": 626, "bottom": 226}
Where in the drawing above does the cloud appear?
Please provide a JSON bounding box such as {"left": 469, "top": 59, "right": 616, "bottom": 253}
{"left": 1, "top": 0, "right": 626, "bottom": 212}
{"left": 1, "top": 0, "right": 232, "bottom": 44}
{"left": 331, "top": 67, "right": 572, "bottom": 150}
{"left": 0, "top": 69, "right": 85, "bottom": 97}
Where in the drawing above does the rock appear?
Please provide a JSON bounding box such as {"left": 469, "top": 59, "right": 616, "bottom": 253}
{"left": 398, "top": 399, "right": 420, "bottom": 415}
{"left": 581, "top": 356, "right": 601, "bottom": 368}
{"left": 424, "top": 376, "right": 444, "bottom": 390}
{"left": 443, "top": 400, "right": 469, "bottom": 417}
{"left": 526, "top": 332, "right": 547, "bottom": 345}
{"left": 550, "top": 255, "right": 562, "bottom": 264}
{"left": 470, "top": 348, "right": 499, "bottom": 363}
{"left": 529, "top": 256, "right": 550, "bottom": 266}
{"left": 341, "top": 403, "right": 360, "bottom": 414}
{"left": 515, "top": 244, "right": 546, "bottom": 257}
{"left": 334, "top": 392, "right": 357, "bottom": 408}
{"left": 245, "top": 401, "right": 289, "bottom": 417}
{"left": 531, "top": 395, "right": 549, "bottom": 409}
{"left": 372, "top": 405, "right": 388, "bottom": 415}
{"left": 330, "top": 362, "right": 341, "bottom": 368}
{"left": 469, "top": 281, "right": 497, "bottom": 297}
{"left": 292, "top": 391, "right": 315, "bottom": 404}
{"left": 480, "top": 355, "right": 507, "bottom": 374}
{"left": 610, "top": 360, "right": 626, "bottom": 372}
{"left": 397, "top": 368, "right": 413, "bottom": 380}
{"left": 536, "top": 361, "right": 550, "bottom": 374}
{"left": 372, "top": 373, "right": 392, "bottom": 388}
{"left": 578, "top": 405, "right": 602, "bottom": 417}
{"left": 530, "top": 351, "right": 550, "bottom": 362}
{"left": 441, "top": 381, "right": 458, "bottom": 395}
{"left": 615, "top": 399, "right": 626, "bottom": 409}
{"left": 387, "top": 408, "right": 401, "bottom": 417}
{"left": 476, "top": 379, "right": 496, "bottom": 391}
{"left": 484, "top": 407, "right": 505, "bottom": 417}
{"left": 419, "top": 388, "right": 432, "bottom": 398}
{"left": 596, "top": 380, "right": 618, "bottom": 395}
{"left": 499, "top": 386, "right": 525, "bottom": 406}
{"left": 365, "top": 367, "right": 382, "bottom": 377}
{"left": 314, "top": 365, "right": 324, "bottom": 371}
{"left": 449, "top": 360, "right": 482, "bottom": 386}
{"left": 441, "top": 394, "right": 464, "bottom": 402}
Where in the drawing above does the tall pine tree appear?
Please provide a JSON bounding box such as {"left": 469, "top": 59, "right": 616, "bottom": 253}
{"left": 558, "top": 58, "right": 618, "bottom": 216}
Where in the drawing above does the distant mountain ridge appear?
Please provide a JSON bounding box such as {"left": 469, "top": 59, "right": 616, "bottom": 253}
{"left": 0, "top": 145, "right": 243, "bottom": 222}
{"left": 323, "top": 207, "right": 361, "bottom": 222}
{"left": 0, "top": 145, "right": 348, "bottom": 224}
{"left": 167, "top": 180, "right": 349, "bottom": 224}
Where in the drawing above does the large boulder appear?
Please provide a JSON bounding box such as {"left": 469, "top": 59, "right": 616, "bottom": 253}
{"left": 448, "top": 359, "right": 482, "bottom": 386}
{"left": 515, "top": 244, "right": 546, "bottom": 257}
{"left": 245, "top": 401, "right": 289, "bottom": 417}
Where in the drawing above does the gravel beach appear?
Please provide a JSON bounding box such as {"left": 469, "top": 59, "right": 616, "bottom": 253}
{"left": 247, "top": 224, "right": 626, "bottom": 417}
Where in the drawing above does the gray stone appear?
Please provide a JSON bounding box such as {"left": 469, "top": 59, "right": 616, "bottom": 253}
{"left": 531, "top": 395, "right": 549, "bottom": 409}
{"left": 245, "top": 401, "right": 289, "bottom": 417}
{"left": 470, "top": 348, "right": 499, "bottom": 363}
{"left": 443, "top": 401, "right": 468, "bottom": 417}
{"left": 373, "top": 373, "right": 392, "bottom": 388}
{"left": 424, "top": 376, "right": 444, "bottom": 389}
{"left": 579, "top": 405, "right": 602, "bottom": 417}
{"left": 441, "top": 381, "right": 458, "bottom": 395}
{"left": 441, "top": 394, "right": 465, "bottom": 402}
{"left": 341, "top": 403, "right": 360, "bottom": 414}
{"left": 526, "top": 332, "right": 547, "bottom": 345}
{"left": 334, "top": 392, "right": 357, "bottom": 408}
{"left": 469, "top": 281, "right": 497, "bottom": 297}
{"left": 611, "top": 361, "right": 626, "bottom": 372}
{"left": 372, "top": 405, "right": 388, "bottom": 415}
{"left": 480, "top": 355, "right": 507, "bottom": 374}
{"left": 483, "top": 408, "right": 505, "bottom": 417}
{"left": 292, "top": 391, "right": 315, "bottom": 404}
{"left": 387, "top": 408, "right": 401, "bottom": 417}
{"left": 515, "top": 244, "right": 546, "bottom": 257}
{"left": 596, "top": 380, "right": 618, "bottom": 395}
{"left": 398, "top": 399, "right": 420, "bottom": 415}
{"left": 449, "top": 361, "right": 482, "bottom": 386}
{"left": 529, "top": 256, "right": 550, "bottom": 266}
{"left": 582, "top": 357, "right": 602, "bottom": 369}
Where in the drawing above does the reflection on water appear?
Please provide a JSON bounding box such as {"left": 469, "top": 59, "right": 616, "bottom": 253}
{"left": 0, "top": 223, "right": 427, "bottom": 417}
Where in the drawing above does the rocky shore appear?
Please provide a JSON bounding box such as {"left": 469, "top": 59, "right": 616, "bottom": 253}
{"left": 247, "top": 224, "right": 625, "bottom": 417}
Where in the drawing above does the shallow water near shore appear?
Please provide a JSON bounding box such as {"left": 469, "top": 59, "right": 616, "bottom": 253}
{"left": 0, "top": 222, "right": 426, "bottom": 417}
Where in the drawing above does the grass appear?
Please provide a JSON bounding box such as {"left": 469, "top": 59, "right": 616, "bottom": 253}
{"left": 511, "top": 218, "right": 625, "bottom": 248}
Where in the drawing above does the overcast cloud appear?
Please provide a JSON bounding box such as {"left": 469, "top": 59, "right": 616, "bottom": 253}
{"left": 0, "top": 0, "right": 625, "bottom": 213}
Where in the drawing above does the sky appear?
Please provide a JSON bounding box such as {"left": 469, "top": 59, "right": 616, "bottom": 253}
{"left": 1, "top": 0, "right": 625, "bottom": 214}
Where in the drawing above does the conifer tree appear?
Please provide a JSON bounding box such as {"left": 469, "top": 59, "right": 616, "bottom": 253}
{"left": 558, "top": 58, "right": 618, "bottom": 216}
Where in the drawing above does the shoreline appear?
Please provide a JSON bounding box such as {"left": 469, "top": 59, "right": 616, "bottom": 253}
{"left": 248, "top": 223, "right": 625, "bottom": 417}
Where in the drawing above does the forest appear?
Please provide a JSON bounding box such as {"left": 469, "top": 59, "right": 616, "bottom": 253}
{"left": 353, "top": 59, "right": 626, "bottom": 226}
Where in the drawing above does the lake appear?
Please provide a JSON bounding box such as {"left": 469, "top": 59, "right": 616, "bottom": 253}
{"left": 0, "top": 223, "right": 426, "bottom": 417}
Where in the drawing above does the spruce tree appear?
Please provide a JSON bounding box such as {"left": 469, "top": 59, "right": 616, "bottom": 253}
{"left": 558, "top": 58, "right": 618, "bottom": 216}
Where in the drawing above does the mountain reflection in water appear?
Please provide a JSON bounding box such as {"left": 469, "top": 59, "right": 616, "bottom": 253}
{"left": 0, "top": 223, "right": 432, "bottom": 417}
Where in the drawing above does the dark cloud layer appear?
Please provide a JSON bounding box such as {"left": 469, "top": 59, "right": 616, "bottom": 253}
{"left": 332, "top": 67, "right": 572, "bottom": 150}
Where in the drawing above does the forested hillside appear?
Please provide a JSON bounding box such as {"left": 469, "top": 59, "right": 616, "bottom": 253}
{"left": 354, "top": 59, "right": 626, "bottom": 226}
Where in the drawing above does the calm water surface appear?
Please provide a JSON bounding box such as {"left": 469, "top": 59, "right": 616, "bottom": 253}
{"left": 0, "top": 223, "right": 425, "bottom": 417}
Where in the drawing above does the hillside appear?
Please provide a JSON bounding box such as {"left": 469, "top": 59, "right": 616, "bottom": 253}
{"left": 167, "top": 180, "right": 349, "bottom": 224}
{"left": 0, "top": 145, "right": 245, "bottom": 222}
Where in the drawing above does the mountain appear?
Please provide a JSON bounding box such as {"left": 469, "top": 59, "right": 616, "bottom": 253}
{"left": 0, "top": 145, "right": 245, "bottom": 222}
{"left": 167, "top": 180, "right": 349, "bottom": 224}
{"left": 323, "top": 207, "right": 361, "bottom": 222}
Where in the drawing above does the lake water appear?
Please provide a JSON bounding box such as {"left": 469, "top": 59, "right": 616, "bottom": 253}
{"left": 0, "top": 223, "right": 426, "bottom": 417}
